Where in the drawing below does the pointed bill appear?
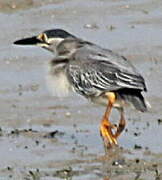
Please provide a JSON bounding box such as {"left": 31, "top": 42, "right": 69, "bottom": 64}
{"left": 14, "top": 36, "right": 42, "bottom": 45}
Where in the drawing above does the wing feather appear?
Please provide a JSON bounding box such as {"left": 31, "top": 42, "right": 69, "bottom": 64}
{"left": 67, "top": 48, "right": 147, "bottom": 96}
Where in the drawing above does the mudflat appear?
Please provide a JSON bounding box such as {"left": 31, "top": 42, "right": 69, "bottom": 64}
{"left": 0, "top": 0, "right": 162, "bottom": 179}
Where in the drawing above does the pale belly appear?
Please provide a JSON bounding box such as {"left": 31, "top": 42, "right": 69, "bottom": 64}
{"left": 46, "top": 70, "right": 73, "bottom": 97}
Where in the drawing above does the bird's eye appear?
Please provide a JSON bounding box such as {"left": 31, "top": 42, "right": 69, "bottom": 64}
{"left": 37, "top": 33, "right": 48, "bottom": 43}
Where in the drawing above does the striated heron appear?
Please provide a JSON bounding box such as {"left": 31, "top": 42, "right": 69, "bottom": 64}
{"left": 14, "top": 29, "right": 148, "bottom": 149}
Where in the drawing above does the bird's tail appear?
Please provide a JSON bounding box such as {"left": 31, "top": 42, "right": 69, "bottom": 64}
{"left": 117, "top": 89, "right": 148, "bottom": 112}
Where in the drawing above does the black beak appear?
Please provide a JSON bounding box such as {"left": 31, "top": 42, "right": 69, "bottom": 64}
{"left": 14, "top": 36, "right": 42, "bottom": 45}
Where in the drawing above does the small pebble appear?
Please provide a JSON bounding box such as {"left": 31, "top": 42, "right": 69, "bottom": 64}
{"left": 112, "top": 159, "right": 125, "bottom": 167}
{"left": 157, "top": 119, "right": 162, "bottom": 125}
{"left": 135, "top": 159, "right": 140, "bottom": 163}
{"left": 44, "top": 130, "right": 64, "bottom": 138}
{"left": 134, "top": 132, "right": 141, "bottom": 136}
{"left": 7, "top": 166, "right": 12, "bottom": 171}
{"left": 134, "top": 144, "right": 142, "bottom": 149}
{"left": 35, "top": 140, "right": 40, "bottom": 145}
{"left": 84, "top": 23, "right": 99, "bottom": 29}
{"left": 108, "top": 25, "right": 116, "bottom": 31}
{"left": 65, "top": 112, "right": 71, "bottom": 117}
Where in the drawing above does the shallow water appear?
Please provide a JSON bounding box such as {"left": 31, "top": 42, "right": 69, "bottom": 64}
{"left": 0, "top": 0, "right": 162, "bottom": 179}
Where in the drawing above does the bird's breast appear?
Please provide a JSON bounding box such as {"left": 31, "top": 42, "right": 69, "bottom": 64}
{"left": 46, "top": 62, "right": 72, "bottom": 97}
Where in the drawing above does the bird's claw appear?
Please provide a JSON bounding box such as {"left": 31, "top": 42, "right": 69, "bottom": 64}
{"left": 100, "top": 124, "right": 118, "bottom": 149}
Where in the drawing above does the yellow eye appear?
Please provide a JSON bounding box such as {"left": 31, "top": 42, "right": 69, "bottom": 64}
{"left": 37, "top": 33, "right": 48, "bottom": 42}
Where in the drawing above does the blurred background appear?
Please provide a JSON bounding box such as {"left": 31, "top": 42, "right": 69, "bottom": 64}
{"left": 0, "top": 0, "right": 162, "bottom": 179}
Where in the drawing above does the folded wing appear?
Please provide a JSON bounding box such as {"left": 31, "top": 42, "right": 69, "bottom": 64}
{"left": 67, "top": 47, "right": 147, "bottom": 97}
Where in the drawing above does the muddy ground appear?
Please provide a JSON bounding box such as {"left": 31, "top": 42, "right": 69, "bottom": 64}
{"left": 0, "top": 0, "right": 162, "bottom": 179}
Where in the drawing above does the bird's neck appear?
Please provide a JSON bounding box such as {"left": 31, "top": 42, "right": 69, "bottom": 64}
{"left": 56, "top": 38, "right": 85, "bottom": 56}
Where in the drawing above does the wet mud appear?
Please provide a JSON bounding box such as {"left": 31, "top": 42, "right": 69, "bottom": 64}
{"left": 0, "top": 0, "right": 162, "bottom": 179}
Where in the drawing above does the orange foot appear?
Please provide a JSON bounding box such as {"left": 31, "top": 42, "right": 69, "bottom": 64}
{"left": 100, "top": 120, "right": 118, "bottom": 149}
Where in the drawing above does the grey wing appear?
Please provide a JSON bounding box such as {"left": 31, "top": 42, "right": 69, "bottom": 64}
{"left": 67, "top": 59, "right": 146, "bottom": 97}
{"left": 66, "top": 64, "right": 101, "bottom": 96}
{"left": 66, "top": 44, "right": 147, "bottom": 97}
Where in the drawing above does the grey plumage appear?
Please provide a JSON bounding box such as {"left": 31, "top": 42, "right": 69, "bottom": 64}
{"left": 56, "top": 39, "right": 147, "bottom": 112}
{"left": 13, "top": 29, "right": 148, "bottom": 148}
{"left": 14, "top": 29, "right": 148, "bottom": 112}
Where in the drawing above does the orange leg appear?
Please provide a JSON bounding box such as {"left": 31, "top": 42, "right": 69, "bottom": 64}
{"left": 100, "top": 93, "right": 126, "bottom": 149}
{"left": 114, "top": 108, "right": 126, "bottom": 138}
{"left": 100, "top": 92, "right": 118, "bottom": 149}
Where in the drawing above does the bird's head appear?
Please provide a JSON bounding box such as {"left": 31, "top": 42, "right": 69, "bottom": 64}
{"left": 13, "top": 29, "right": 76, "bottom": 53}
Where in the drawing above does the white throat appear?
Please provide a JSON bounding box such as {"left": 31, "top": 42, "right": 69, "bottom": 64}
{"left": 47, "top": 37, "right": 64, "bottom": 45}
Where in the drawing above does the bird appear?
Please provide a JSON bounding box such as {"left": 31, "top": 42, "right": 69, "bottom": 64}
{"left": 14, "top": 29, "right": 148, "bottom": 149}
